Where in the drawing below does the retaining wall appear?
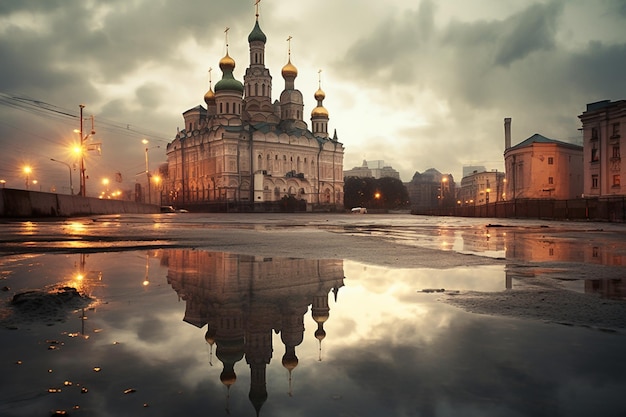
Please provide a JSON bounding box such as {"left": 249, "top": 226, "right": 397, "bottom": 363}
{"left": 0, "top": 188, "right": 159, "bottom": 218}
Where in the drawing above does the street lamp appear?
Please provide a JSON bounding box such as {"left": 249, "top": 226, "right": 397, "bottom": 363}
{"left": 50, "top": 158, "right": 74, "bottom": 195}
{"left": 76, "top": 104, "right": 96, "bottom": 197}
{"left": 153, "top": 175, "right": 162, "bottom": 205}
{"left": 141, "top": 139, "right": 151, "bottom": 204}
{"left": 23, "top": 166, "right": 32, "bottom": 190}
{"left": 440, "top": 175, "right": 448, "bottom": 205}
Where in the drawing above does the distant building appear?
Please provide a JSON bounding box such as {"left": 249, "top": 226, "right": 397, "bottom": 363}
{"left": 405, "top": 168, "right": 455, "bottom": 211}
{"left": 462, "top": 165, "right": 487, "bottom": 178}
{"left": 458, "top": 169, "right": 505, "bottom": 206}
{"left": 503, "top": 118, "right": 583, "bottom": 200}
{"left": 344, "top": 160, "right": 400, "bottom": 180}
{"left": 578, "top": 100, "right": 626, "bottom": 197}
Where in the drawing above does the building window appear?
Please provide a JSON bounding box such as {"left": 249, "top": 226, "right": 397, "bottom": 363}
{"left": 591, "top": 147, "right": 599, "bottom": 162}
{"left": 613, "top": 146, "right": 620, "bottom": 158}
{"left": 613, "top": 175, "right": 621, "bottom": 187}
{"left": 592, "top": 175, "right": 599, "bottom": 188}
{"left": 548, "top": 157, "right": 554, "bottom": 165}
{"left": 612, "top": 123, "right": 621, "bottom": 138}
{"left": 548, "top": 177, "right": 554, "bottom": 185}
{"left": 591, "top": 127, "right": 599, "bottom": 140}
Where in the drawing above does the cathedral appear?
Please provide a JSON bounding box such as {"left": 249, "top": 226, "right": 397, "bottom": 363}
{"left": 164, "top": 6, "right": 344, "bottom": 211}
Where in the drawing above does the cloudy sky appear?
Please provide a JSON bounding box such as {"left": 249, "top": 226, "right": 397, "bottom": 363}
{"left": 0, "top": 0, "right": 625, "bottom": 195}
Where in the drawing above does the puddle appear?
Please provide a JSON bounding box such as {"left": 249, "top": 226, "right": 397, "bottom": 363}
{"left": 1, "top": 249, "right": 626, "bottom": 416}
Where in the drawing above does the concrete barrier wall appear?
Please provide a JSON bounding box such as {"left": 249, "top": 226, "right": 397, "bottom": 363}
{"left": 0, "top": 188, "right": 159, "bottom": 218}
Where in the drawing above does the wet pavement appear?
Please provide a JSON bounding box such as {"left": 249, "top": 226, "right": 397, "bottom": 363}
{"left": 1, "top": 213, "right": 626, "bottom": 416}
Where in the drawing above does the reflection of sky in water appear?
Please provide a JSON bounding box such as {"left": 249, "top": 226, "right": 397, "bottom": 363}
{"left": 1, "top": 251, "right": 625, "bottom": 416}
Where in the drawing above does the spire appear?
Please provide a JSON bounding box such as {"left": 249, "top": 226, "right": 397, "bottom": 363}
{"left": 215, "top": 27, "right": 244, "bottom": 93}
{"left": 248, "top": 0, "right": 267, "bottom": 44}
{"left": 281, "top": 36, "right": 298, "bottom": 82}
{"left": 204, "top": 67, "right": 216, "bottom": 107}
{"left": 311, "top": 69, "right": 329, "bottom": 137}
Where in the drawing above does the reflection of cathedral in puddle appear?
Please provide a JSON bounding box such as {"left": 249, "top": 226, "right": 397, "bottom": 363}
{"left": 162, "top": 249, "right": 344, "bottom": 414}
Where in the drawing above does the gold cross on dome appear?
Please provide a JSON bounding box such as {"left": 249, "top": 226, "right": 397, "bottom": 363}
{"left": 255, "top": 0, "right": 261, "bottom": 17}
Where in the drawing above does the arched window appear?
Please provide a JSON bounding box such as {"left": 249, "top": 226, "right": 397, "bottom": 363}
{"left": 255, "top": 84, "right": 258, "bottom": 96}
{"left": 262, "top": 84, "right": 266, "bottom": 96}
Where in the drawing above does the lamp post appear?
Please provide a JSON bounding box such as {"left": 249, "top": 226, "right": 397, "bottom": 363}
{"left": 50, "top": 158, "right": 74, "bottom": 195}
{"left": 153, "top": 175, "right": 162, "bottom": 206}
{"left": 142, "top": 139, "right": 151, "bottom": 204}
{"left": 76, "top": 104, "right": 96, "bottom": 197}
{"left": 23, "top": 166, "right": 32, "bottom": 190}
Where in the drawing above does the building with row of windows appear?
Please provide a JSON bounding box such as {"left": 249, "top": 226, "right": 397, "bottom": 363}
{"left": 163, "top": 6, "right": 344, "bottom": 210}
{"left": 578, "top": 100, "right": 625, "bottom": 197}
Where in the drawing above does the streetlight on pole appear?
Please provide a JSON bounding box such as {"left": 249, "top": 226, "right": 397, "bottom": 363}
{"left": 142, "top": 139, "right": 151, "bottom": 204}
{"left": 76, "top": 104, "right": 96, "bottom": 197}
{"left": 23, "top": 166, "right": 32, "bottom": 190}
{"left": 50, "top": 158, "right": 73, "bottom": 195}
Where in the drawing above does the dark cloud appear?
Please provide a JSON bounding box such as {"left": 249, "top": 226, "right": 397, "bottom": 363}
{"left": 492, "top": 1, "right": 562, "bottom": 67}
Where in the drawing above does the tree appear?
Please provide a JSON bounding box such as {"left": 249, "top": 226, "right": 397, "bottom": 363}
{"left": 344, "top": 177, "right": 410, "bottom": 210}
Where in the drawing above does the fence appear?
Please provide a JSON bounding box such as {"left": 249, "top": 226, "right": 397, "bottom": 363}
{"left": 414, "top": 197, "right": 626, "bottom": 222}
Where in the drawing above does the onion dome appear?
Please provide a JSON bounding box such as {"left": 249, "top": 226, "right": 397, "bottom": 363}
{"left": 215, "top": 52, "right": 244, "bottom": 93}
{"left": 311, "top": 105, "right": 329, "bottom": 118}
{"left": 204, "top": 328, "right": 216, "bottom": 345}
{"left": 282, "top": 59, "right": 298, "bottom": 79}
{"left": 314, "top": 87, "right": 325, "bottom": 101}
{"left": 204, "top": 88, "right": 215, "bottom": 106}
{"left": 282, "top": 352, "right": 299, "bottom": 371}
{"left": 219, "top": 53, "right": 235, "bottom": 72}
{"left": 248, "top": 20, "right": 267, "bottom": 43}
{"left": 220, "top": 370, "right": 237, "bottom": 387}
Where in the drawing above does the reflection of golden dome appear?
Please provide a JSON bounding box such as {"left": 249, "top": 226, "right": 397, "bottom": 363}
{"left": 282, "top": 354, "right": 299, "bottom": 371}
{"left": 204, "top": 328, "right": 216, "bottom": 344}
{"left": 312, "top": 310, "right": 329, "bottom": 323}
{"left": 219, "top": 53, "right": 236, "bottom": 71}
{"left": 220, "top": 370, "right": 237, "bottom": 387}
{"left": 315, "top": 327, "right": 326, "bottom": 341}
{"left": 282, "top": 59, "right": 298, "bottom": 78}
{"left": 311, "top": 106, "right": 329, "bottom": 118}
{"left": 314, "top": 87, "right": 325, "bottom": 100}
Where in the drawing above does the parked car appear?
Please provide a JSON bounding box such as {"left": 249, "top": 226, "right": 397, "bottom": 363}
{"left": 160, "top": 205, "right": 175, "bottom": 213}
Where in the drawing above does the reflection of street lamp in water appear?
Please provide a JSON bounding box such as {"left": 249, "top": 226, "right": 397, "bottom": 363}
{"left": 143, "top": 253, "right": 150, "bottom": 287}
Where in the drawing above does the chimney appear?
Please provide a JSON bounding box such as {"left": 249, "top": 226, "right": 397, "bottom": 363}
{"left": 504, "top": 117, "right": 512, "bottom": 150}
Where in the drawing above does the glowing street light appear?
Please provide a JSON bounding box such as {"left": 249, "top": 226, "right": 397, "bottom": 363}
{"left": 153, "top": 175, "right": 162, "bottom": 205}
{"left": 23, "top": 166, "right": 32, "bottom": 190}
{"left": 76, "top": 104, "right": 96, "bottom": 197}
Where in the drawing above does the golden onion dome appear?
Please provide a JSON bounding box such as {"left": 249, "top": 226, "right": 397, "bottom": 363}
{"left": 314, "top": 87, "right": 326, "bottom": 101}
{"left": 311, "top": 105, "right": 329, "bottom": 118}
{"left": 204, "top": 88, "right": 215, "bottom": 105}
{"left": 219, "top": 53, "right": 236, "bottom": 72}
{"left": 282, "top": 59, "right": 298, "bottom": 78}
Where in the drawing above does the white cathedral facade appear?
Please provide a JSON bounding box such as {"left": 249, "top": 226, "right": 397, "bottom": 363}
{"left": 164, "top": 10, "right": 344, "bottom": 211}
